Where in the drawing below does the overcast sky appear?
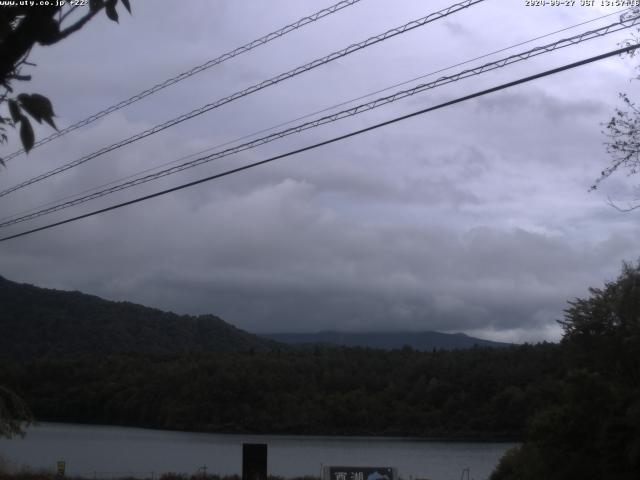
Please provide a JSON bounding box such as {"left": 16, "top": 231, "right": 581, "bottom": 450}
{"left": 1, "top": 0, "right": 639, "bottom": 342}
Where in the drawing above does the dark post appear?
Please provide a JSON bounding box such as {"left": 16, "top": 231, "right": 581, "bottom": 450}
{"left": 242, "top": 443, "right": 267, "bottom": 480}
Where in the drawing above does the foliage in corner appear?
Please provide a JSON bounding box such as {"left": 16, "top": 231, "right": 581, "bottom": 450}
{"left": 0, "top": 0, "right": 132, "bottom": 443}
{"left": 594, "top": 9, "right": 640, "bottom": 211}
{"left": 0, "top": 0, "right": 132, "bottom": 165}
{"left": 491, "top": 261, "right": 640, "bottom": 480}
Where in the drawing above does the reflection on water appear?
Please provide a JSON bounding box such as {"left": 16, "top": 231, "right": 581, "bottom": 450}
{"left": 0, "top": 423, "right": 515, "bottom": 480}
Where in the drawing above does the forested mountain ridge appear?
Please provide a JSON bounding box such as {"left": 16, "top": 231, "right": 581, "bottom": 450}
{"left": 1, "top": 275, "right": 509, "bottom": 359}
{"left": 264, "top": 331, "right": 511, "bottom": 350}
{"left": 0, "top": 275, "right": 564, "bottom": 440}
{"left": 0, "top": 276, "right": 276, "bottom": 358}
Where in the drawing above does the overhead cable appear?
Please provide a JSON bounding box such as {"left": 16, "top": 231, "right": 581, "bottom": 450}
{"left": 1, "top": 0, "right": 364, "bottom": 162}
{"left": 0, "top": 0, "right": 486, "bottom": 198}
{"left": 2, "top": 8, "right": 629, "bottom": 226}
{"left": 1, "top": 6, "right": 626, "bottom": 226}
{"left": 1, "top": 43, "right": 637, "bottom": 243}
{"left": 1, "top": 13, "right": 638, "bottom": 229}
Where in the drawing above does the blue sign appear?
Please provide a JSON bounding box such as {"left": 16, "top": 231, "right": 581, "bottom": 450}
{"left": 326, "top": 466, "right": 395, "bottom": 480}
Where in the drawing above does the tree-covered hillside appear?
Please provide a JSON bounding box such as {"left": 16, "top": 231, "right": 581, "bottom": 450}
{"left": 0, "top": 276, "right": 275, "bottom": 358}
{"left": 0, "top": 274, "right": 565, "bottom": 439}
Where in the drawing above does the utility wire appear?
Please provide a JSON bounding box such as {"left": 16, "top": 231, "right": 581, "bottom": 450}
{"left": 0, "top": 0, "right": 486, "bottom": 199}
{"left": 1, "top": 13, "right": 637, "bottom": 229}
{"left": 3, "top": 6, "right": 625, "bottom": 226}
{"left": 1, "top": 44, "right": 637, "bottom": 244}
{"left": 1, "top": 7, "right": 627, "bottom": 225}
{"left": 1, "top": 0, "right": 364, "bottom": 162}
{"left": 1, "top": 6, "right": 630, "bottom": 226}
{"left": 2, "top": 8, "right": 629, "bottom": 223}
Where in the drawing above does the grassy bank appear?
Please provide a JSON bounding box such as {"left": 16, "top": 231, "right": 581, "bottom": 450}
{"left": 0, "top": 473, "right": 321, "bottom": 480}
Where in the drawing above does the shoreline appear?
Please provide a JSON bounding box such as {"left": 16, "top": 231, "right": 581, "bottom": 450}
{"left": 22, "top": 420, "right": 521, "bottom": 443}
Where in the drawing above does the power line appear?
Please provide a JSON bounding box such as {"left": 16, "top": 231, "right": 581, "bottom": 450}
{"left": 1, "top": 7, "right": 627, "bottom": 225}
{"left": 2, "top": 14, "right": 636, "bottom": 227}
{"left": 1, "top": 0, "right": 364, "bottom": 162}
{"left": 0, "top": 8, "right": 633, "bottom": 227}
{"left": 2, "top": 13, "right": 637, "bottom": 229}
{"left": 0, "top": 0, "right": 486, "bottom": 199}
{"left": 4, "top": 9, "right": 631, "bottom": 224}
{"left": 1, "top": 44, "right": 636, "bottom": 244}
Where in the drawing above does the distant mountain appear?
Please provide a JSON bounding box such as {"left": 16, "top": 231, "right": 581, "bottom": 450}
{"left": 0, "top": 276, "right": 276, "bottom": 359}
{"left": 263, "top": 330, "right": 511, "bottom": 350}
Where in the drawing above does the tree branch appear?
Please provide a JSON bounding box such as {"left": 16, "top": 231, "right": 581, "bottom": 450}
{"left": 53, "top": 2, "right": 104, "bottom": 43}
{"left": 606, "top": 195, "right": 640, "bottom": 212}
{"left": 0, "top": 7, "right": 59, "bottom": 82}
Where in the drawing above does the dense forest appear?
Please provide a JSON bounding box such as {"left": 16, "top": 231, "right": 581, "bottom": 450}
{"left": 0, "top": 343, "right": 561, "bottom": 439}
{"left": 0, "top": 274, "right": 559, "bottom": 439}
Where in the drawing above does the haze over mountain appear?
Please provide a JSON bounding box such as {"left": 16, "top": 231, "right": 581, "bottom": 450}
{"left": 1, "top": 276, "right": 513, "bottom": 360}
{"left": 264, "top": 331, "right": 511, "bottom": 350}
{"left": 0, "top": 276, "right": 275, "bottom": 359}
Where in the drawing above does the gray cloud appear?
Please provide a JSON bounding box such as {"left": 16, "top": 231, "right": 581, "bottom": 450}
{"left": 1, "top": 0, "right": 639, "bottom": 343}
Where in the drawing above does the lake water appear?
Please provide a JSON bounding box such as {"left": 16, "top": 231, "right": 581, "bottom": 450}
{"left": 0, "top": 423, "right": 515, "bottom": 480}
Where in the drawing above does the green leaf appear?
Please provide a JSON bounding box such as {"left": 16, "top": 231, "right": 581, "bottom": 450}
{"left": 120, "top": 0, "right": 131, "bottom": 14}
{"left": 8, "top": 99, "right": 21, "bottom": 123}
{"left": 105, "top": 0, "right": 118, "bottom": 22}
{"left": 18, "top": 93, "right": 57, "bottom": 130}
{"left": 17, "top": 94, "right": 42, "bottom": 123}
{"left": 19, "top": 116, "right": 35, "bottom": 153}
{"left": 43, "top": 115, "right": 57, "bottom": 130}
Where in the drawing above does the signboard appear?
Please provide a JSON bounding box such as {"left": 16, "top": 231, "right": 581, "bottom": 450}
{"left": 323, "top": 466, "right": 396, "bottom": 480}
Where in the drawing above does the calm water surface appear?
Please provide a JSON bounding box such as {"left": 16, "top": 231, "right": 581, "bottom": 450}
{"left": 0, "top": 423, "right": 515, "bottom": 480}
